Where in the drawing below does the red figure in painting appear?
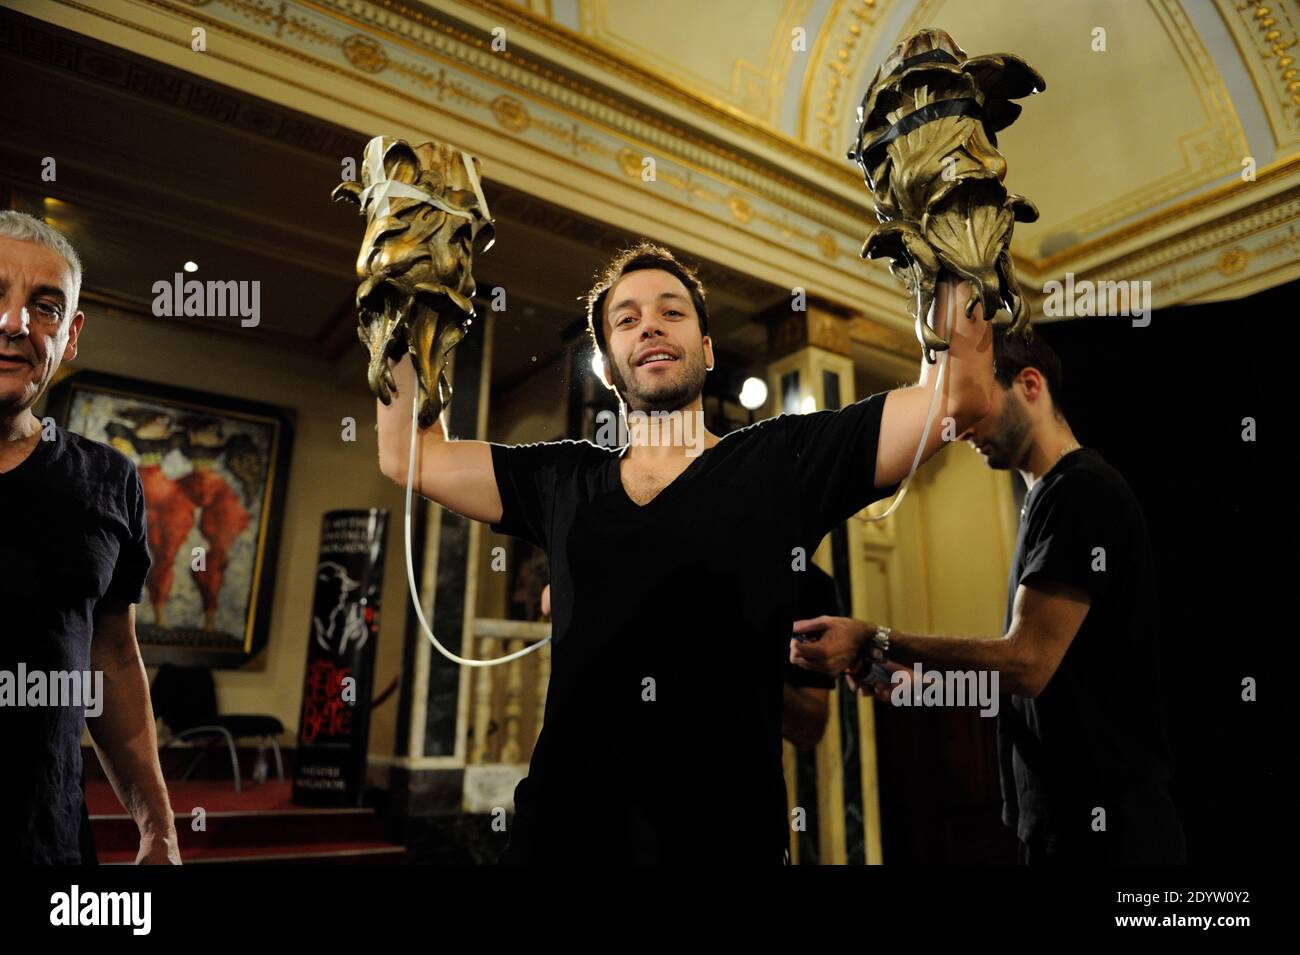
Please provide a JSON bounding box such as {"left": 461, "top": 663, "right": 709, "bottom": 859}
{"left": 106, "top": 409, "right": 193, "bottom": 628}
{"left": 176, "top": 417, "right": 253, "bottom": 631}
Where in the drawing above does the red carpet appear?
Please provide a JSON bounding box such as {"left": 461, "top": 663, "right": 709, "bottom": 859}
{"left": 86, "top": 780, "right": 406, "bottom": 865}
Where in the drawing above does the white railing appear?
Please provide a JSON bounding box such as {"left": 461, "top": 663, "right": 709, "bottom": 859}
{"left": 467, "top": 619, "right": 550, "bottom": 767}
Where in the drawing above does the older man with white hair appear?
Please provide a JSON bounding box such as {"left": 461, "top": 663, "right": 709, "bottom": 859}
{"left": 0, "top": 210, "right": 178, "bottom": 864}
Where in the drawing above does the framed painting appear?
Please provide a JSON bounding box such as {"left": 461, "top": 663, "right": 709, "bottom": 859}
{"left": 45, "top": 371, "right": 293, "bottom": 669}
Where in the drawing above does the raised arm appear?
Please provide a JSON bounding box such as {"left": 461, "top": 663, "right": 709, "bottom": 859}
{"left": 875, "top": 276, "right": 994, "bottom": 489}
{"left": 376, "top": 353, "right": 503, "bottom": 524}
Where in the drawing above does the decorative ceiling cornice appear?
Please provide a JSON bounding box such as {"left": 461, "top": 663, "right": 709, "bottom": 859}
{"left": 1027, "top": 152, "right": 1300, "bottom": 274}
{"left": 381, "top": 0, "right": 867, "bottom": 193}
{"left": 309, "top": 0, "right": 872, "bottom": 223}
{"left": 1215, "top": 0, "right": 1300, "bottom": 152}
{"left": 1031, "top": 184, "right": 1300, "bottom": 313}
{"left": 37, "top": 0, "right": 889, "bottom": 290}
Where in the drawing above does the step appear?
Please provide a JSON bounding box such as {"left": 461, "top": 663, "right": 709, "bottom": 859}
{"left": 87, "top": 780, "right": 401, "bottom": 863}
{"left": 98, "top": 840, "right": 407, "bottom": 865}
{"left": 91, "top": 806, "right": 389, "bottom": 854}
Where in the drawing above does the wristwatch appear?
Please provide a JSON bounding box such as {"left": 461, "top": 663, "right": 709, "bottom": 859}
{"left": 868, "top": 625, "right": 892, "bottom": 663}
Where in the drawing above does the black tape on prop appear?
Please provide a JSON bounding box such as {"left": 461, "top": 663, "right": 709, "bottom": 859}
{"left": 292, "top": 509, "right": 388, "bottom": 806}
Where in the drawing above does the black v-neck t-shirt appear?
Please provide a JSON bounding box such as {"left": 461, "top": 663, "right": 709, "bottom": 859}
{"left": 490, "top": 395, "right": 895, "bottom": 863}
{"left": 998, "top": 448, "right": 1185, "bottom": 862}
{"left": 0, "top": 427, "right": 151, "bottom": 864}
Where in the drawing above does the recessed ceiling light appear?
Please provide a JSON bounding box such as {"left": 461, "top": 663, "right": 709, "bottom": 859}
{"left": 183, "top": 261, "right": 198, "bottom": 273}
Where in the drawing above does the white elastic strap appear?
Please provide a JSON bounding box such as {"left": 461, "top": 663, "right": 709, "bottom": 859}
{"left": 860, "top": 285, "right": 954, "bottom": 523}
{"left": 404, "top": 394, "right": 550, "bottom": 667}
{"left": 461, "top": 151, "right": 490, "bottom": 222}
{"left": 360, "top": 136, "right": 479, "bottom": 223}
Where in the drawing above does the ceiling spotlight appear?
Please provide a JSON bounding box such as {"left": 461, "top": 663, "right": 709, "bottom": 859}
{"left": 183, "top": 261, "right": 199, "bottom": 273}
{"left": 739, "top": 377, "right": 768, "bottom": 410}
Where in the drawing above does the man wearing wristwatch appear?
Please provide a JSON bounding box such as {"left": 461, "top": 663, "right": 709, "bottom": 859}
{"left": 790, "top": 327, "right": 1186, "bottom": 865}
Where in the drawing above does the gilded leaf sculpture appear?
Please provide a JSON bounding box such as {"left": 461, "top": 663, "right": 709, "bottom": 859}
{"left": 333, "top": 136, "right": 495, "bottom": 427}
{"left": 848, "top": 28, "right": 1044, "bottom": 361}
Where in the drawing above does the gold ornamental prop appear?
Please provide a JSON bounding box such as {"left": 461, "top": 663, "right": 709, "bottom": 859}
{"left": 333, "top": 136, "right": 495, "bottom": 427}
{"left": 848, "top": 29, "right": 1044, "bottom": 361}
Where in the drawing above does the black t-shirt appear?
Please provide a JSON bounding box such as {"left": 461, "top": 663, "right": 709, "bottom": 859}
{"left": 998, "top": 448, "right": 1185, "bottom": 862}
{"left": 0, "top": 427, "right": 151, "bottom": 864}
{"left": 491, "top": 395, "right": 894, "bottom": 863}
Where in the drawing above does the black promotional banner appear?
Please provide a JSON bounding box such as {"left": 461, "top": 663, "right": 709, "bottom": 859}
{"left": 292, "top": 509, "right": 388, "bottom": 806}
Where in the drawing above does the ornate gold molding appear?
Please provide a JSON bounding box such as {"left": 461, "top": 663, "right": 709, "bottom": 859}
{"left": 301, "top": 0, "right": 875, "bottom": 247}
{"left": 800, "top": 0, "right": 891, "bottom": 155}
{"left": 382, "top": 0, "right": 865, "bottom": 190}
{"left": 1216, "top": 0, "right": 1300, "bottom": 150}
{"left": 50, "top": 0, "right": 876, "bottom": 273}
{"left": 1027, "top": 152, "right": 1300, "bottom": 273}
{"left": 1029, "top": 184, "right": 1300, "bottom": 315}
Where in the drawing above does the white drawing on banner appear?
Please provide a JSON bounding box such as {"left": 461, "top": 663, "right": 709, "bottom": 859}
{"left": 313, "top": 561, "right": 368, "bottom": 654}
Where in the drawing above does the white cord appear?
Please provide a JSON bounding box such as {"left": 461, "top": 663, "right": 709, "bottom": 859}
{"left": 860, "top": 283, "right": 955, "bottom": 523}
{"left": 404, "top": 391, "right": 550, "bottom": 667}
{"left": 364, "top": 133, "right": 529, "bottom": 666}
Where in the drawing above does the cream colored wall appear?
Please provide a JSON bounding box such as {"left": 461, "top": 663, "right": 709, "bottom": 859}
{"left": 840, "top": 421, "right": 1016, "bottom": 866}
{"left": 895, "top": 444, "right": 1018, "bottom": 640}
{"left": 60, "top": 306, "right": 409, "bottom": 754}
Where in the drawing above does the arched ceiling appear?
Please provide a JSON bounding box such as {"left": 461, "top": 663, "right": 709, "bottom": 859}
{"left": 490, "top": 0, "right": 1299, "bottom": 286}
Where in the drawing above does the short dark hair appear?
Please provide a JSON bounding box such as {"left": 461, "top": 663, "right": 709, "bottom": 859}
{"left": 993, "top": 327, "right": 1066, "bottom": 417}
{"left": 584, "top": 241, "right": 709, "bottom": 358}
